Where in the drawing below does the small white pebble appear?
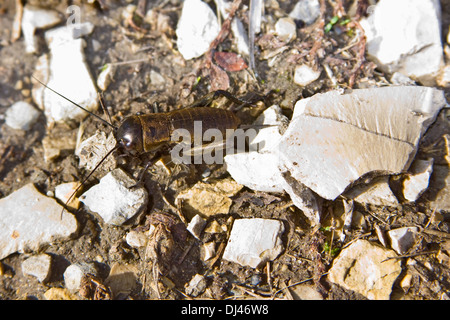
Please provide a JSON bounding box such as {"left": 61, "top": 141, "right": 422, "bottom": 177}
{"left": 5, "top": 101, "right": 40, "bottom": 130}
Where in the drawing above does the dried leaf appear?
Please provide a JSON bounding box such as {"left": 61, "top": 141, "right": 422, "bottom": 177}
{"left": 214, "top": 51, "right": 248, "bottom": 72}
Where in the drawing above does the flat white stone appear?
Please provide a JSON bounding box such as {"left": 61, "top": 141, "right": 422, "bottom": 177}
{"left": 345, "top": 176, "right": 399, "bottom": 207}
{"left": 328, "top": 240, "right": 402, "bottom": 300}
{"left": 176, "top": 0, "right": 220, "bottom": 60}
{"left": 428, "top": 165, "right": 450, "bottom": 211}
{"left": 69, "top": 22, "right": 95, "bottom": 39}
{"left": 222, "top": 218, "right": 284, "bottom": 268}
{"left": 402, "top": 159, "right": 434, "bottom": 202}
{"left": 64, "top": 262, "right": 98, "bottom": 291}
{"left": 290, "top": 284, "right": 324, "bottom": 300}
{"left": 21, "top": 5, "right": 62, "bottom": 53}
{"left": 125, "top": 230, "right": 148, "bottom": 248}
{"left": 225, "top": 152, "right": 284, "bottom": 193}
{"left": 201, "top": 242, "right": 216, "bottom": 261}
{"left": 279, "top": 86, "right": 447, "bottom": 201}
{"left": 360, "top": 0, "right": 443, "bottom": 85}
{"left": 21, "top": 253, "right": 52, "bottom": 283}
{"left": 289, "top": 0, "right": 320, "bottom": 25}
{"left": 105, "top": 262, "right": 139, "bottom": 297}
{"left": 279, "top": 171, "right": 322, "bottom": 226}
{"left": 5, "top": 101, "right": 40, "bottom": 130}
{"left": 294, "top": 65, "right": 321, "bottom": 86}
{"left": 185, "top": 274, "right": 207, "bottom": 297}
{"left": 96, "top": 63, "right": 116, "bottom": 91}
{"left": 0, "top": 184, "right": 78, "bottom": 260}
{"left": 75, "top": 130, "right": 117, "bottom": 172}
{"left": 275, "top": 17, "right": 297, "bottom": 42}
{"left": 225, "top": 105, "right": 288, "bottom": 193}
{"left": 41, "top": 25, "right": 98, "bottom": 123}
{"left": 54, "top": 182, "right": 79, "bottom": 205}
{"left": 80, "top": 169, "right": 148, "bottom": 226}
{"left": 387, "top": 227, "right": 419, "bottom": 254}
{"left": 186, "top": 214, "right": 207, "bottom": 240}
{"left": 175, "top": 178, "right": 242, "bottom": 217}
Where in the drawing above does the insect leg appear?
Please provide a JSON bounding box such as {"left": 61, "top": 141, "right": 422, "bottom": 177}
{"left": 189, "top": 90, "right": 257, "bottom": 109}
{"left": 130, "top": 152, "right": 163, "bottom": 188}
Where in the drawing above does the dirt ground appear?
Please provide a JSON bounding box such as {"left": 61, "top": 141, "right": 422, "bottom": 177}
{"left": 0, "top": 0, "right": 449, "bottom": 300}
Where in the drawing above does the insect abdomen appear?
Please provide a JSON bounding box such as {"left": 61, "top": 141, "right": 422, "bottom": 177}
{"left": 168, "top": 107, "right": 240, "bottom": 140}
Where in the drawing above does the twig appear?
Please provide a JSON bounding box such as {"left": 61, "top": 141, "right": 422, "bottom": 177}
{"left": 248, "top": 0, "right": 263, "bottom": 74}
{"left": 266, "top": 262, "right": 273, "bottom": 296}
{"left": 308, "top": 0, "right": 326, "bottom": 63}
{"left": 342, "top": 232, "right": 372, "bottom": 249}
{"left": 381, "top": 250, "right": 439, "bottom": 263}
{"left": 11, "top": 0, "right": 23, "bottom": 42}
{"left": 420, "top": 228, "right": 450, "bottom": 239}
{"left": 204, "top": 0, "right": 242, "bottom": 68}
{"left": 347, "top": 20, "right": 366, "bottom": 88}
{"left": 272, "top": 273, "right": 328, "bottom": 298}
{"left": 232, "top": 284, "right": 273, "bottom": 299}
{"left": 104, "top": 58, "right": 149, "bottom": 68}
{"left": 365, "top": 210, "right": 388, "bottom": 226}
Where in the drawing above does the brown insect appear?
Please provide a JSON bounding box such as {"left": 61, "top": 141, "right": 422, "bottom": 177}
{"left": 32, "top": 76, "right": 263, "bottom": 214}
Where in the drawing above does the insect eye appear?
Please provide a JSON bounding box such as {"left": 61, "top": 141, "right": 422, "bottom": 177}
{"left": 120, "top": 134, "right": 134, "bottom": 148}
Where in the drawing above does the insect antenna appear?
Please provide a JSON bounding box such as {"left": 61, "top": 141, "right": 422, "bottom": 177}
{"left": 31, "top": 75, "right": 118, "bottom": 130}
{"left": 98, "top": 91, "right": 114, "bottom": 127}
{"left": 60, "top": 145, "right": 119, "bottom": 219}
{"left": 29, "top": 76, "right": 121, "bottom": 218}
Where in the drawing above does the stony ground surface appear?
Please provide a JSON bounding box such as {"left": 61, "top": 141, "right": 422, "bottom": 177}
{"left": 0, "top": 0, "right": 449, "bottom": 300}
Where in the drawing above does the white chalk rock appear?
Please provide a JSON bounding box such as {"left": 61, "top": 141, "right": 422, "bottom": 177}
{"left": 69, "top": 22, "right": 95, "bottom": 39}
{"left": 75, "top": 130, "right": 117, "bottom": 171}
{"left": 0, "top": 184, "right": 77, "bottom": 260}
{"left": 279, "top": 86, "right": 446, "bottom": 201}
{"left": 345, "top": 176, "right": 399, "bottom": 207}
{"left": 40, "top": 25, "right": 98, "bottom": 123}
{"left": 125, "top": 230, "right": 148, "bottom": 248}
{"left": 428, "top": 165, "right": 450, "bottom": 212}
{"left": 225, "top": 105, "right": 288, "bottom": 193}
{"left": 186, "top": 214, "right": 207, "bottom": 240}
{"left": 201, "top": 242, "right": 216, "bottom": 261}
{"left": 275, "top": 17, "right": 297, "bottom": 43}
{"left": 328, "top": 240, "right": 402, "bottom": 300}
{"left": 226, "top": 152, "right": 284, "bottom": 193}
{"left": 176, "top": 0, "right": 220, "bottom": 60}
{"left": 5, "top": 101, "right": 40, "bottom": 130}
{"left": 279, "top": 172, "right": 322, "bottom": 225}
{"left": 360, "top": 0, "right": 443, "bottom": 85}
{"left": 80, "top": 169, "right": 148, "bottom": 226}
{"left": 21, "top": 5, "right": 62, "bottom": 54}
{"left": 185, "top": 274, "right": 207, "bottom": 297}
{"left": 54, "top": 182, "right": 80, "bottom": 206}
{"left": 64, "top": 262, "right": 98, "bottom": 291}
{"left": 289, "top": 0, "right": 321, "bottom": 25}
{"left": 96, "top": 63, "right": 116, "bottom": 91}
{"left": 22, "top": 253, "right": 52, "bottom": 283}
{"left": 402, "top": 158, "right": 434, "bottom": 202}
{"left": 222, "top": 218, "right": 284, "bottom": 268}
{"left": 294, "top": 65, "right": 321, "bottom": 86}
{"left": 387, "top": 227, "right": 419, "bottom": 254}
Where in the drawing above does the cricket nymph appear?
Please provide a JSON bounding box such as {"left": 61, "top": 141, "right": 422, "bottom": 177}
{"left": 116, "top": 107, "right": 241, "bottom": 155}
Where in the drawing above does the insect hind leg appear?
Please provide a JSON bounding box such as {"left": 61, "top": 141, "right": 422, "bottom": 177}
{"left": 189, "top": 90, "right": 262, "bottom": 110}
{"left": 129, "top": 152, "right": 163, "bottom": 189}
